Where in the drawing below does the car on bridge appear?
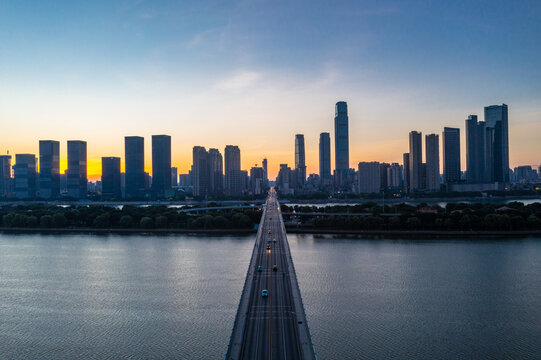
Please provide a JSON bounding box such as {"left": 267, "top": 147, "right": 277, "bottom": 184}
{"left": 273, "top": 265, "right": 278, "bottom": 272}
{"left": 257, "top": 265, "right": 263, "bottom": 272}
{"left": 261, "top": 289, "right": 269, "bottom": 297}
{"left": 267, "top": 244, "right": 271, "bottom": 250}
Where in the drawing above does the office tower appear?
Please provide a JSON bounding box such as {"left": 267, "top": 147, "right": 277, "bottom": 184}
{"left": 0, "top": 155, "right": 12, "bottom": 197}
{"left": 484, "top": 104, "right": 509, "bottom": 183}
{"left": 379, "top": 163, "right": 390, "bottom": 191}
{"left": 67, "top": 140, "right": 87, "bottom": 198}
{"left": 125, "top": 136, "right": 145, "bottom": 198}
{"left": 334, "top": 102, "right": 349, "bottom": 184}
{"left": 277, "top": 164, "right": 292, "bottom": 193}
{"left": 151, "top": 135, "right": 171, "bottom": 198}
{"left": 358, "top": 162, "right": 381, "bottom": 194}
{"left": 465, "top": 115, "right": 487, "bottom": 183}
{"left": 179, "top": 173, "right": 192, "bottom": 187}
{"left": 387, "top": 163, "right": 403, "bottom": 189}
{"left": 209, "top": 148, "right": 223, "bottom": 196}
{"left": 101, "top": 157, "right": 121, "bottom": 198}
{"left": 403, "top": 153, "right": 410, "bottom": 193}
{"left": 171, "top": 167, "right": 178, "bottom": 187}
{"left": 192, "top": 146, "right": 210, "bottom": 197}
{"left": 294, "top": 134, "right": 306, "bottom": 186}
{"left": 39, "top": 140, "right": 60, "bottom": 198}
{"left": 262, "top": 158, "right": 268, "bottom": 187}
{"left": 225, "top": 145, "right": 242, "bottom": 196}
{"left": 409, "top": 131, "right": 422, "bottom": 190}
{"left": 442, "top": 127, "right": 461, "bottom": 184}
{"left": 250, "top": 166, "right": 265, "bottom": 195}
{"left": 14, "top": 154, "right": 37, "bottom": 199}
{"left": 240, "top": 170, "right": 249, "bottom": 192}
{"left": 319, "top": 132, "right": 331, "bottom": 186}
{"left": 425, "top": 134, "right": 440, "bottom": 191}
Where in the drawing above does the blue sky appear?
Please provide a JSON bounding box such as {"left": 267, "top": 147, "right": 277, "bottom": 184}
{"left": 1, "top": 0, "right": 540, "bottom": 177}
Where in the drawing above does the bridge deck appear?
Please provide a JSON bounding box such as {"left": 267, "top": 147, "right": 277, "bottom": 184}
{"left": 225, "top": 190, "right": 316, "bottom": 360}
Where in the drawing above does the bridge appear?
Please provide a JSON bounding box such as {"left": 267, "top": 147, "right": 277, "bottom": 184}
{"left": 225, "top": 189, "right": 317, "bottom": 360}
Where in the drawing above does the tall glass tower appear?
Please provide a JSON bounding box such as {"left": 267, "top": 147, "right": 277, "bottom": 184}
{"left": 334, "top": 101, "right": 349, "bottom": 173}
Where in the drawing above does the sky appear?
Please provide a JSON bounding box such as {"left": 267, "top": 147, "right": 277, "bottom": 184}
{"left": 1, "top": 0, "right": 540, "bottom": 180}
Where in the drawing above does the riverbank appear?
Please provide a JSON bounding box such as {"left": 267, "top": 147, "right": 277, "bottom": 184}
{"left": 286, "top": 227, "right": 541, "bottom": 238}
{"left": 2, "top": 226, "right": 541, "bottom": 238}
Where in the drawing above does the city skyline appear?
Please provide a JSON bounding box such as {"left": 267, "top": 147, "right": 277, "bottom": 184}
{"left": 1, "top": 1, "right": 540, "bottom": 179}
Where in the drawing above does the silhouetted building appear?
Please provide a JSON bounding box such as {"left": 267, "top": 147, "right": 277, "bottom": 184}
{"left": 125, "top": 136, "right": 145, "bottom": 198}
{"left": 0, "top": 155, "right": 11, "bottom": 197}
{"left": 409, "top": 131, "right": 422, "bottom": 191}
{"left": 262, "top": 158, "right": 268, "bottom": 185}
{"left": 403, "top": 153, "right": 410, "bottom": 193}
{"left": 379, "top": 162, "right": 390, "bottom": 191}
{"left": 425, "top": 134, "right": 440, "bottom": 191}
{"left": 294, "top": 134, "right": 306, "bottom": 186}
{"left": 358, "top": 162, "right": 380, "bottom": 194}
{"left": 442, "top": 127, "right": 461, "bottom": 184}
{"left": 193, "top": 146, "right": 210, "bottom": 197}
{"left": 277, "top": 164, "right": 293, "bottom": 194}
{"left": 171, "top": 167, "right": 178, "bottom": 187}
{"left": 334, "top": 101, "right": 349, "bottom": 184}
{"left": 485, "top": 104, "right": 509, "bottom": 183}
{"left": 209, "top": 148, "right": 223, "bottom": 196}
{"left": 466, "top": 115, "right": 489, "bottom": 184}
{"left": 250, "top": 166, "right": 265, "bottom": 195}
{"left": 151, "top": 135, "right": 171, "bottom": 198}
{"left": 67, "top": 140, "right": 87, "bottom": 198}
{"left": 225, "top": 145, "right": 242, "bottom": 196}
{"left": 101, "top": 157, "right": 121, "bottom": 198}
{"left": 14, "top": 154, "right": 37, "bottom": 199}
{"left": 387, "top": 163, "right": 403, "bottom": 190}
{"left": 319, "top": 132, "right": 331, "bottom": 186}
{"left": 179, "top": 173, "right": 192, "bottom": 187}
{"left": 39, "top": 140, "right": 60, "bottom": 198}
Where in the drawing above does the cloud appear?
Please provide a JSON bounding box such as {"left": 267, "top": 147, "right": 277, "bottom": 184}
{"left": 215, "top": 71, "right": 263, "bottom": 90}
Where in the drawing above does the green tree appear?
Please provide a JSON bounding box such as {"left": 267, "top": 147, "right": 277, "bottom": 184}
{"left": 140, "top": 217, "right": 154, "bottom": 228}
{"left": 40, "top": 215, "right": 53, "bottom": 228}
{"left": 118, "top": 215, "right": 135, "bottom": 228}
{"left": 52, "top": 213, "right": 68, "bottom": 228}
{"left": 93, "top": 213, "right": 111, "bottom": 228}
{"left": 155, "top": 215, "right": 168, "bottom": 228}
{"left": 26, "top": 215, "right": 38, "bottom": 227}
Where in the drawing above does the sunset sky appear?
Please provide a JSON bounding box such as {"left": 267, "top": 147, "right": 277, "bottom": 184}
{"left": 1, "top": 0, "right": 540, "bottom": 180}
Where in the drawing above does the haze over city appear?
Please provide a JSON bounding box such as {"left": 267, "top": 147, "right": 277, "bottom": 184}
{"left": 1, "top": 1, "right": 540, "bottom": 179}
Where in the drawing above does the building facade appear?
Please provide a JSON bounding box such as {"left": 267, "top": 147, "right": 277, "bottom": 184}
{"left": 224, "top": 145, "right": 242, "bottom": 196}
{"left": 151, "top": 135, "right": 171, "bottom": 198}
{"left": 101, "top": 157, "right": 121, "bottom": 198}
{"left": 409, "top": 131, "right": 423, "bottom": 191}
{"left": 67, "top": 140, "right": 87, "bottom": 199}
{"left": 125, "top": 136, "right": 145, "bottom": 198}
{"left": 39, "top": 140, "right": 60, "bottom": 198}
{"left": 14, "top": 154, "right": 37, "bottom": 199}
{"left": 294, "top": 134, "right": 306, "bottom": 186}
{"left": 358, "top": 162, "right": 381, "bottom": 194}
{"left": 319, "top": 132, "right": 331, "bottom": 186}
{"left": 0, "top": 155, "right": 11, "bottom": 197}
{"left": 442, "top": 127, "right": 461, "bottom": 184}
{"left": 425, "top": 134, "right": 440, "bottom": 191}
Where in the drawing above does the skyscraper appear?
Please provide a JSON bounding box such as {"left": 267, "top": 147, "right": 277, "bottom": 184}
{"left": 425, "top": 134, "right": 440, "bottom": 191}
{"left": 357, "top": 162, "right": 381, "bottom": 194}
{"left": 67, "top": 140, "right": 87, "bottom": 199}
{"left": 101, "top": 157, "right": 121, "bottom": 198}
{"left": 171, "top": 167, "right": 178, "bottom": 187}
{"left": 334, "top": 101, "right": 349, "bottom": 175}
{"left": 262, "top": 158, "right": 268, "bottom": 186}
{"left": 484, "top": 104, "right": 509, "bottom": 183}
{"left": 192, "top": 146, "right": 210, "bottom": 197}
{"left": 442, "top": 127, "right": 461, "bottom": 184}
{"left": 403, "top": 153, "right": 410, "bottom": 193}
{"left": 466, "top": 115, "right": 486, "bottom": 184}
{"left": 319, "top": 132, "right": 331, "bottom": 186}
{"left": 224, "top": 145, "right": 242, "bottom": 196}
{"left": 250, "top": 166, "right": 265, "bottom": 195}
{"left": 151, "top": 135, "right": 171, "bottom": 198}
{"left": 294, "top": 134, "right": 306, "bottom": 186}
{"left": 209, "top": 148, "right": 223, "bottom": 196}
{"left": 409, "top": 131, "right": 422, "bottom": 191}
{"left": 14, "top": 154, "right": 37, "bottom": 199}
{"left": 0, "top": 155, "right": 11, "bottom": 197}
{"left": 125, "top": 136, "right": 145, "bottom": 198}
{"left": 39, "top": 140, "right": 60, "bottom": 198}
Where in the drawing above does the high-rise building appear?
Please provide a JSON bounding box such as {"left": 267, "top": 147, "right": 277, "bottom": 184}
{"left": 0, "top": 155, "right": 11, "bottom": 197}
{"left": 379, "top": 162, "right": 390, "bottom": 191}
{"left": 14, "top": 154, "right": 37, "bottom": 199}
{"left": 277, "top": 164, "right": 292, "bottom": 193}
{"left": 465, "top": 115, "right": 487, "bottom": 184}
{"left": 403, "top": 153, "right": 410, "bottom": 193}
{"left": 319, "top": 132, "right": 331, "bottom": 186}
{"left": 442, "top": 127, "right": 461, "bottom": 184}
{"left": 225, "top": 145, "right": 242, "bottom": 196}
{"left": 101, "top": 157, "right": 121, "bottom": 198}
{"left": 250, "top": 166, "right": 265, "bottom": 195}
{"left": 425, "top": 134, "right": 440, "bottom": 191}
{"left": 294, "top": 134, "right": 306, "bottom": 186}
{"left": 262, "top": 158, "right": 268, "bottom": 186}
{"left": 125, "top": 136, "right": 145, "bottom": 198}
{"left": 171, "top": 167, "right": 178, "bottom": 187}
{"left": 39, "top": 140, "right": 60, "bottom": 198}
{"left": 334, "top": 101, "right": 349, "bottom": 177}
{"left": 387, "top": 163, "right": 403, "bottom": 190}
{"left": 484, "top": 104, "right": 509, "bottom": 183}
{"left": 151, "top": 135, "right": 171, "bottom": 198}
{"left": 192, "top": 146, "right": 210, "bottom": 197}
{"left": 209, "top": 148, "right": 223, "bottom": 196}
{"left": 67, "top": 140, "right": 87, "bottom": 199}
{"left": 409, "top": 131, "right": 422, "bottom": 191}
{"left": 357, "top": 162, "right": 381, "bottom": 194}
